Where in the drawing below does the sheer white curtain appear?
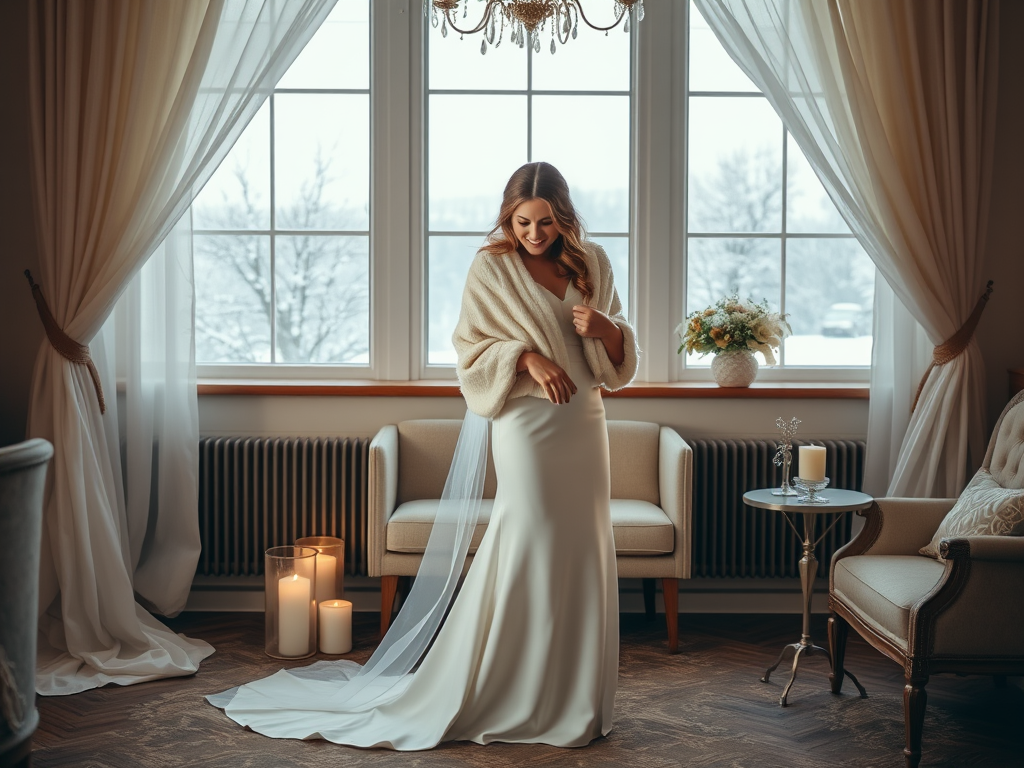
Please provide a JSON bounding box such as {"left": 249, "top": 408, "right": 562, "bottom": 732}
{"left": 693, "top": 0, "right": 1000, "bottom": 496}
{"left": 113, "top": 216, "right": 200, "bottom": 617}
{"left": 27, "top": 0, "right": 337, "bottom": 696}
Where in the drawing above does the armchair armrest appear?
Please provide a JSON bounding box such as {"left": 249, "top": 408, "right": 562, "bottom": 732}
{"left": 367, "top": 424, "right": 399, "bottom": 578}
{"left": 941, "top": 535, "right": 1024, "bottom": 562}
{"left": 914, "top": 535, "right": 1024, "bottom": 658}
{"left": 658, "top": 426, "right": 693, "bottom": 579}
{"left": 850, "top": 497, "right": 958, "bottom": 557}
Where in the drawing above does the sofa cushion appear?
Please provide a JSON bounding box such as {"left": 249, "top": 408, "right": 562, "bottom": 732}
{"left": 920, "top": 469, "right": 1024, "bottom": 559}
{"left": 832, "top": 555, "right": 946, "bottom": 648}
{"left": 387, "top": 499, "right": 494, "bottom": 554}
{"left": 609, "top": 499, "right": 674, "bottom": 555}
{"left": 386, "top": 499, "right": 673, "bottom": 556}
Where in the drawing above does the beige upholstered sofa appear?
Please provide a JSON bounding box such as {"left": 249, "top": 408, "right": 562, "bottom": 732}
{"left": 368, "top": 419, "right": 692, "bottom": 652}
{"left": 829, "top": 390, "right": 1024, "bottom": 768}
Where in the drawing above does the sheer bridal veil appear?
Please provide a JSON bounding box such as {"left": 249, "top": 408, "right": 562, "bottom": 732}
{"left": 208, "top": 411, "right": 490, "bottom": 731}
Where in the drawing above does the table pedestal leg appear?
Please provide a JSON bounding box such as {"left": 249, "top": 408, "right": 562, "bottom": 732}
{"left": 761, "top": 513, "right": 833, "bottom": 706}
{"left": 762, "top": 640, "right": 833, "bottom": 706}
{"left": 743, "top": 493, "right": 874, "bottom": 707}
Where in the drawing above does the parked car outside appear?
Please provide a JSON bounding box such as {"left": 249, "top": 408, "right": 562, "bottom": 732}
{"left": 821, "top": 303, "right": 870, "bottom": 337}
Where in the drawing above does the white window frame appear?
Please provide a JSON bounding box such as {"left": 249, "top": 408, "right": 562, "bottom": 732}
{"left": 417, "top": 6, "right": 636, "bottom": 379}
{"left": 195, "top": 0, "right": 871, "bottom": 384}
{"left": 674, "top": 2, "right": 869, "bottom": 384}
{"left": 197, "top": 3, "right": 377, "bottom": 381}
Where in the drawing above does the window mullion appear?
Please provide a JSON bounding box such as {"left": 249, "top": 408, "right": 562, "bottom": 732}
{"left": 633, "top": 0, "right": 685, "bottom": 383}
{"left": 371, "top": 0, "right": 415, "bottom": 381}
{"left": 269, "top": 94, "right": 277, "bottom": 363}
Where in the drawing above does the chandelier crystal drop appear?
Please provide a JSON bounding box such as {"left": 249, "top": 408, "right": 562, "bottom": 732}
{"left": 424, "top": 0, "right": 643, "bottom": 55}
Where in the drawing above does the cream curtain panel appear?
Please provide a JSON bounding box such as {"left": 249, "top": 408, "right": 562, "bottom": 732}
{"left": 27, "top": 0, "right": 337, "bottom": 695}
{"left": 693, "top": 0, "right": 1000, "bottom": 497}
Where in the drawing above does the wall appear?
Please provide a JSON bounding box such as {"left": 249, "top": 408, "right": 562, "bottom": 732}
{"left": 0, "top": 0, "right": 43, "bottom": 448}
{"left": 0, "top": 0, "right": 1020, "bottom": 447}
{"left": 198, "top": 393, "right": 869, "bottom": 441}
{"left": 977, "top": 0, "right": 1024, "bottom": 425}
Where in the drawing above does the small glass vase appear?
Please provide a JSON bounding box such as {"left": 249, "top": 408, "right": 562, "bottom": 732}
{"left": 772, "top": 450, "right": 799, "bottom": 496}
{"left": 711, "top": 349, "right": 759, "bottom": 387}
{"left": 265, "top": 546, "right": 317, "bottom": 659}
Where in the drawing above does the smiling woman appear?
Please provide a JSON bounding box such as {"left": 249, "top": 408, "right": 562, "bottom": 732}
{"left": 513, "top": 199, "right": 560, "bottom": 258}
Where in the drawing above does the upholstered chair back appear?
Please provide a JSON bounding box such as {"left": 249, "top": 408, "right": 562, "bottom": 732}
{"left": 394, "top": 417, "right": 664, "bottom": 505}
{"left": 607, "top": 420, "right": 661, "bottom": 504}
{"left": 982, "top": 391, "right": 1024, "bottom": 489}
{"left": 396, "top": 420, "right": 498, "bottom": 503}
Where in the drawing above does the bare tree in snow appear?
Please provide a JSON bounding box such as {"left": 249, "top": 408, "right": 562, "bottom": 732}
{"left": 195, "top": 150, "right": 368, "bottom": 364}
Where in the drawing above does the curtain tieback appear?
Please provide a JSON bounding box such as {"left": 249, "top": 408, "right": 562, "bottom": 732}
{"left": 24, "top": 270, "right": 106, "bottom": 414}
{"left": 911, "top": 280, "right": 994, "bottom": 412}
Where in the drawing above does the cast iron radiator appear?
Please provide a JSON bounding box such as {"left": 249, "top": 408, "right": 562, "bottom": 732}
{"left": 687, "top": 438, "right": 866, "bottom": 579}
{"left": 197, "top": 434, "right": 864, "bottom": 581}
{"left": 197, "top": 436, "right": 369, "bottom": 577}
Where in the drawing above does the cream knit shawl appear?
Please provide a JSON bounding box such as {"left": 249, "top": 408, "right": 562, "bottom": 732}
{"left": 453, "top": 241, "right": 640, "bottom": 419}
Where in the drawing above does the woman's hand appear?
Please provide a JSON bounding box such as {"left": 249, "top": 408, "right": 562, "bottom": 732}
{"left": 517, "top": 351, "right": 577, "bottom": 404}
{"left": 572, "top": 306, "right": 625, "bottom": 366}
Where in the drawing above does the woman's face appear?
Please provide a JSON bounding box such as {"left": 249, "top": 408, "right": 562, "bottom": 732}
{"left": 512, "top": 198, "right": 560, "bottom": 258}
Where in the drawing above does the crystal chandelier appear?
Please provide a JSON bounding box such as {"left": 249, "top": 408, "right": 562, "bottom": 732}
{"left": 424, "top": 0, "right": 645, "bottom": 55}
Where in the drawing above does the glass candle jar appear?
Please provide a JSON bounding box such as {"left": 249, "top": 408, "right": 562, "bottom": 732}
{"left": 294, "top": 536, "right": 345, "bottom": 606}
{"left": 264, "top": 546, "right": 317, "bottom": 659}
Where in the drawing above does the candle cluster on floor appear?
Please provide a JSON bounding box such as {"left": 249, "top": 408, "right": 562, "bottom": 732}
{"left": 266, "top": 538, "right": 350, "bottom": 658}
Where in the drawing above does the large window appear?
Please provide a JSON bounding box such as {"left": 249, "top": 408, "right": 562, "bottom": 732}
{"left": 685, "top": 1, "right": 874, "bottom": 369}
{"left": 193, "top": 1, "right": 371, "bottom": 369}
{"left": 424, "top": 12, "right": 633, "bottom": 366}
{"left": 191, "top": 1, "right": 873, "bottom": 382}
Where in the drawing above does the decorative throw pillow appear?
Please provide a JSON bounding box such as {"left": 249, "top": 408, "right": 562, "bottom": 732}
{"left": 920, "top": 469, "right": 1024, "bottom": 559}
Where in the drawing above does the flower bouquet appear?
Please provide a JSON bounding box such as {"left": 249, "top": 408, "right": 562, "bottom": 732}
{"left": 676, "top": 295, "right": 791, "bottom": 366}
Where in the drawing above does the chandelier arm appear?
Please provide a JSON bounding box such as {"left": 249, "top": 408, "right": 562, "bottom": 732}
{"left": 553, "top": 2, "right": 571, "bottom": 43}
{"left": 571, "top": 1, "right": 631, "bottom": 32}
{"left": 442, "top": 4, "right": 497, "bottom": 36}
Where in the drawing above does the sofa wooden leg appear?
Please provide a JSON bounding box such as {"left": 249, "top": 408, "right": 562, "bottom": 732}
{"left": 903, "top": 677, "right": 928, "bottom": 768}
{"left": 642, "top": 578, "right": 656, "bottom": 619}
{"left": 828, "top": 613, "right": 848, "bottom": 694}
{"left": 662, "top": 578, "right": 679, "bottom": 653}
{"left": 380, "top": 575, "right": 399, "bottom": 637}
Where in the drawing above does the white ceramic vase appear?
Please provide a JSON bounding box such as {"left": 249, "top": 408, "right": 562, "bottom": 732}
{"left": 711, "top": 349, "right": 759, "bottom": 387}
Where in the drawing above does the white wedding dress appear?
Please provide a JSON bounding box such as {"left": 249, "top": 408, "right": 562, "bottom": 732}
{"left": 210, "top": 283, "right": 618, "bottom": 749}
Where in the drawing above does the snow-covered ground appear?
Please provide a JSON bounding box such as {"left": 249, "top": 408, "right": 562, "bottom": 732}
{"left": 686, "top": 334, "right": 873, "bottom": 368}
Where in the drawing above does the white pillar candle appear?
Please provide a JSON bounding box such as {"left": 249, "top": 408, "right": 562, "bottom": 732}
{"left": 314, "top": 553, "right": 337, "bottom": 606}
{"left": 799, "top": 445, "right": 827, "bottom": 482}
{"left": 319, "top": 599, "right": 353, "bottom": 654}
{"left": 278, "top": 573, "right": 311, "bottom": 657}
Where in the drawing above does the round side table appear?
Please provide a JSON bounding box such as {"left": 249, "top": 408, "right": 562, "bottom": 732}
{"left": 743, "top": 487, "right": 873, "bottom": 706}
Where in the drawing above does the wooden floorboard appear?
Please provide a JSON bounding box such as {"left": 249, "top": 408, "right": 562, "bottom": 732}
{"left": 30, "top": 612, "right": 1024, "bottom": 767}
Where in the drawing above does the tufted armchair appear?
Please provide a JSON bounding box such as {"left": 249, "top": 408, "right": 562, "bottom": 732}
{"left": 0, "top": 439, "right": 53, "bottom": 768}
{"left": 828, "top": 391, "right": 1024, "bottom": 768}
{"left": 368, "top": 419, "right": 692, "bottom": 652}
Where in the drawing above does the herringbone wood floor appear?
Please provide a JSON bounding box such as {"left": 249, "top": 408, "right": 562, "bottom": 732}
{"left": 30, "top": 612, "right": 1024, "bottom": 768}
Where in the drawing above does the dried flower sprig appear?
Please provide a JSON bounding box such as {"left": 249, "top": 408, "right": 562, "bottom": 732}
{"left": 773, "top": 416, "right": 801, "bottom": 466}
{"left": 675, "top": 295, "right": 792, "bottom": 366}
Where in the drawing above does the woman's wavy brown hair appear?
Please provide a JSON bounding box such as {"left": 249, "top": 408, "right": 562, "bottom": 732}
{"left": 482, "top": 161, "right": 593, "bottom": 302}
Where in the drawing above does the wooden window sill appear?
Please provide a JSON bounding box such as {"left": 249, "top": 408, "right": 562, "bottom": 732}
{"left": 198, "top": 379, "right": 869, "bottom": 399}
